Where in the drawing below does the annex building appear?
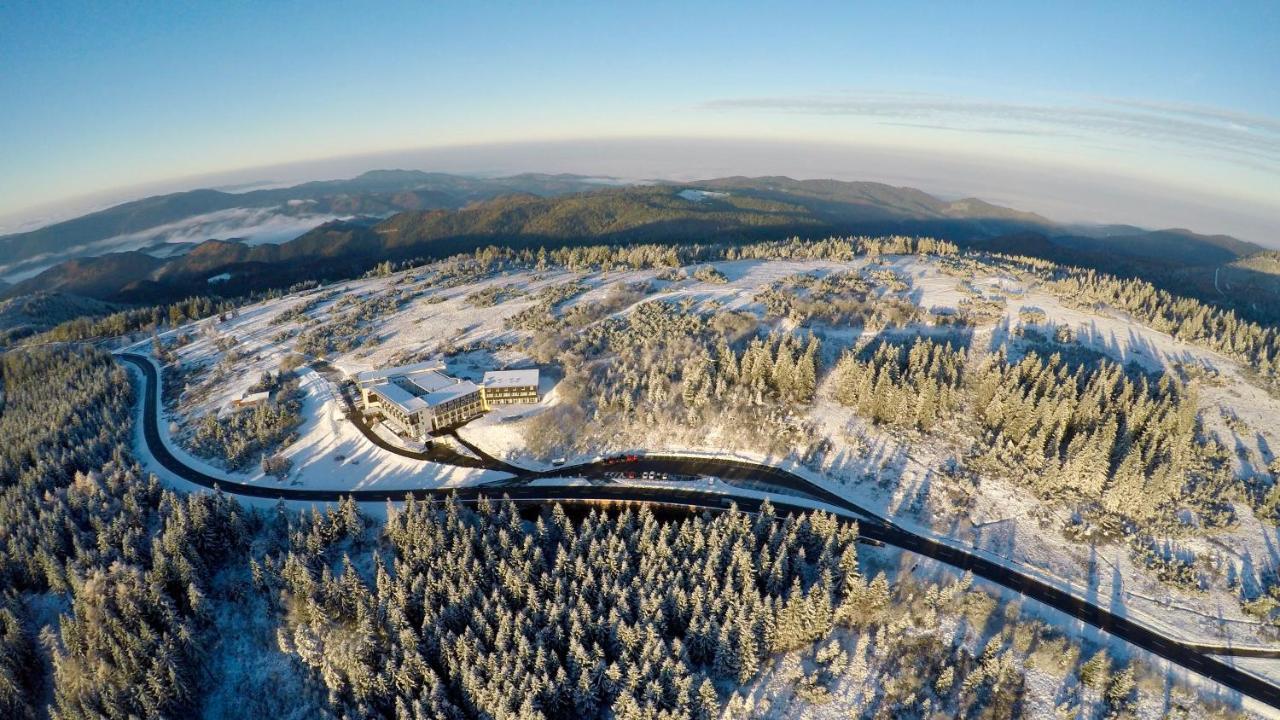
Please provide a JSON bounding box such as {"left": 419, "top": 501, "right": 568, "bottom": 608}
{"left": 355, "top": 361, "right": 539, "bottom": 440}
{"left": 481, "top": 369, "right": 540, "bottom": 405}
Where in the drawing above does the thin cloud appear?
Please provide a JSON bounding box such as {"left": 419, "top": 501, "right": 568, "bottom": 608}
{"left": 700, "top": 93, "right": 1280, "bottom": 175}
{"left": 878, "top": 121, "right": 1062, "bottom": 138}
{"left": 1099, "top": 98, "right": 1280, "bottom": 135}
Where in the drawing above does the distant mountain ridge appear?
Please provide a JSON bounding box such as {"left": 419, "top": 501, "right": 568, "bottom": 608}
{"left": 5, "top": 173, "right": 1275, "bottom": 324}
{"left": 0, "top": 171, "right": 613, "bottom": 278}
{"left": 695, "top": 176, "right": 1051, "bottom": 224}
{"left": 6, "top": 185, "right": 834, "bottom": 302}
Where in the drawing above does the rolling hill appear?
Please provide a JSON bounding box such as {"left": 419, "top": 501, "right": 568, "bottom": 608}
{"left": 5, "top": 186, "right": 832, "bottom": 302}
{"left": 0, "top": 171, "right": 612, "bottom": 278}
{"left": 6, "top": 175, "right": 1274, "bottom": 324}
{"left": 0, "top": 291, "right": 119, "bottom": 344}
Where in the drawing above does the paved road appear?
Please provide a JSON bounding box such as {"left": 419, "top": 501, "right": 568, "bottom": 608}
{"left": 117, "top": 352, "right": 1280, "bottom": 710}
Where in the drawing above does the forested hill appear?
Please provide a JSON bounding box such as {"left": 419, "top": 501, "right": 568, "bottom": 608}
{"left": 0, "top": 171, "right": 608, "bottom": 270}
{"left": 694, "top": 176, "right": 1052, "bottom": 228}
{"left": 1, "top": 184, "right": 1046, "bottom": 305}
{"left": 0, "top": 259, "right": 1265, "bottom": 718}
{"left": 6, "top": 178, "right": 1276, "bottom": 325}
{"left": 374, "top": 186, "right": 827, "bottom": 246}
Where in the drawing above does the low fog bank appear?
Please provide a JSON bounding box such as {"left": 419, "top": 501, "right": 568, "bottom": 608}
{"left": 0, "top": 207, "right": 352, "bottom": 283}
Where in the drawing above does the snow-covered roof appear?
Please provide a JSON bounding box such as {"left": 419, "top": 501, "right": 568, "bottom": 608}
{"left": 355, "top": 360, "right": 445, "bottom": 386}
{"left": 403, "top": 371, "right": 457, "bottom": 395}
{"left": 423, "top": 380, "right": 482, "bottom": 406}
{"left": 371, "top": 383, "right": 429, "bottom": 413}
{"left": 482, "top": 369, "right": 540, "bottom": 389}
{"left": 240, "top": 390, "right": 270, "bottom": 404}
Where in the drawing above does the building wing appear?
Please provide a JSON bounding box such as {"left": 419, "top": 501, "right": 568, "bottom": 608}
{"left": 482, "top": 369, "right": 540, "bottom": 389}
{"left": 370, "top": 382, "right": 429, "bottom": 414}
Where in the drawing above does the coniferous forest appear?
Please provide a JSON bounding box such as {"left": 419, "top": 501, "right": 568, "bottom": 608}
{"left": 1, "top": 238, "right": 1276, "bottom": 719}
{"left": 0, "top": 338, "right": 1258, "bottom": 719}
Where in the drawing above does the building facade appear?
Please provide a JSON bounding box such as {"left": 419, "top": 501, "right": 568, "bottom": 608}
{"left": 481, "top": 369, "right": 540, "bottom": 408}
{"left": 426, "top": 384, "right": 487, "bottom": 429}
{"left": 366, "top": 382, "right": 429, "bottom": 437}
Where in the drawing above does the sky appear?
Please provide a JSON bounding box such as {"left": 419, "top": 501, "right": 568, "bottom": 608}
{"left": 2, "top": 1, "right": 1277, "bottom": 242}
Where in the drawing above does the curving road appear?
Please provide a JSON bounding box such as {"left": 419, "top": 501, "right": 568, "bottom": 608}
{"left": 118, "top": 352, "right": 1280, "bottom": 711}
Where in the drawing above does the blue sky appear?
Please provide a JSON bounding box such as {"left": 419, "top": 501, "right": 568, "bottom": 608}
{"left": 2, "top": 1, "right": 1277, "bottom": 239}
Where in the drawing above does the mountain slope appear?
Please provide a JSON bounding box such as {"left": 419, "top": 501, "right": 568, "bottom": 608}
{"left": 691, "top": 175, "right": 1053, "bottom": 239}
{"left": 375, "top": 185, "right": 823, "bottom": 249}
{"left": 0, "top": 291, "right": 118, "bottom": 343}
{"left": 5, "top": 186, "right": 828, "bottom": 302}
{"left": 19, "top": 252, "right": 165, "bottom": 299}
{"left": 1051, "top": 228, "right": 1261, "bottom": 267}
{"left": 0, "top": 171, "right": 610, "bottom": 274}
{"left": 7, "top": 177, "right": 1272, "bottom": 324}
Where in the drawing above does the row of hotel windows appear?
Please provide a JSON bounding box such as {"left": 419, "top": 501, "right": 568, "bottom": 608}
{"left": 367, "top": 382, "right": 538, "bottom": 434}
{"left": 485, "top": 387, "right": 538, "bottom": 405}
{"left": 431, "top": 391, "right": 486, "bottom": 428}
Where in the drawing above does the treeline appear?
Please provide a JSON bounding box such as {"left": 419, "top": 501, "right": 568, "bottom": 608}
{"left": 520, "top": 235, "right": 957, "bottom": 273}
{"left": 17, "top": 230, "right": 1278, "bottom": 401}
{"left": 15, "top": 295, "right": 228, "bottom": 346}
{"left": 1050, "top": 270, "right": 1280, "bottom": 384}
{"left": 825, "top": 336, "right": 1234, "bottom": 527}
{"left": 392, "top": 234, "right": 954, "bottom": 282}
{"left": 20, "top": 280, "right": 321, "bottom": 348}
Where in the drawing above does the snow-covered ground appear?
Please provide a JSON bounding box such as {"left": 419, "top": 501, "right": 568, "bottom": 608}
{"left": 744, "top": 544, "right": 1277, "bottom": 719}
{"left": 127, "top": 354, "right": 503, "bottom": 495}
{"left": 128, "top": 252, "right": 1280, "bottom": 661}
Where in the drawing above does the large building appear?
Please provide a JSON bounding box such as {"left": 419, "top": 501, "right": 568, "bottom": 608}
{"left": 355, "top": 361, "right": 540, "bottom": 440}
{"left": 356, "top": 361, "right": 486, "bottom": 438}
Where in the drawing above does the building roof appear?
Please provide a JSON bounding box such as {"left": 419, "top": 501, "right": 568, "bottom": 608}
{"left": 371, "top": 382, "right": 429, "bottom": 413}
{"left": 355, "top": 360, "right": 445, "bottom": 387}
{"left": 482, "top": 368, "right": 540, "bottom": 389}
{"left": 423, "top": 380, "right": 482, "bottom": 406}
{"left": 240, "top": 390, "right": 271, "bottom": 404}
{"left": 402, "top": 370, "right": 457, "bottom": 395}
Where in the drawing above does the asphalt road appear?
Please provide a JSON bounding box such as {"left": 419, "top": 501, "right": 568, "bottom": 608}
{"left": 117, "top": 352, "right": 1280, "bottom": 710}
